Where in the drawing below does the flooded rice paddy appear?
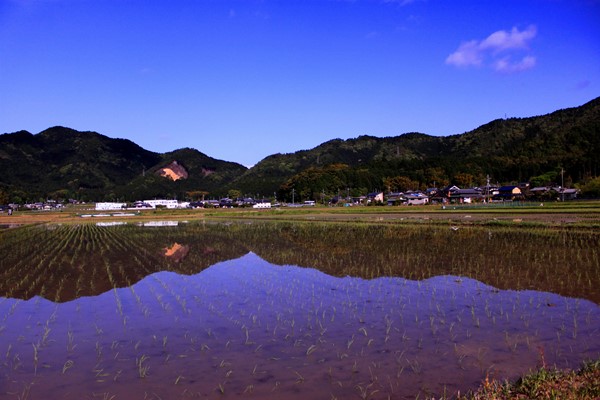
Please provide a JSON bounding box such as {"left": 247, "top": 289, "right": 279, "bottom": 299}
{"left": 0, "top": 220, "right": 599, "bottom": 399}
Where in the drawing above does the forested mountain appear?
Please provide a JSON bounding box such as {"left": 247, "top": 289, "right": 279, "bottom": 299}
{"left": 229, "top": 97, "right": 600, "bottom": 201}
{"left": 0, "top": 127, "right": 247, "bottom": 202}
{"left": 1, "top": 97, "right": 598, "bottom": 203}
{"left": 115, "top": 147, "right": 248, "bottom": 201}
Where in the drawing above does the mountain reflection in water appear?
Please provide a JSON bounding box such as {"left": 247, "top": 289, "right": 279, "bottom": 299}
{"left": 163, "top": 242, "right": 190, "bottom": 263}
{"left": 1, "top": 252, "right": 598, "bottom": 399}
{"left": 2, "top": 221, "right": 599, "bottom": 304}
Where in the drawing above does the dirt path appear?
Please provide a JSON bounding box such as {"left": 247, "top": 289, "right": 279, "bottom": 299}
{"left": 3, "top": 205, "right": 599, "bottom": 227}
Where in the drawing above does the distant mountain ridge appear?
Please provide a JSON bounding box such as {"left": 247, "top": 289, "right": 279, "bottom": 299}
{"left": 0, "top": 127, "right": 247, "bottom": 202}
{"left": 0, "top": 97, "right": 599, "bottom": 202}
{"left": 230, "top": 96, "right": 600, "bottom": 199}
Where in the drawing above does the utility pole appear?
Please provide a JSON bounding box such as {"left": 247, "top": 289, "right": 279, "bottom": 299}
{"left": 292, "top": 188, "right": 295, "bottom": 204}
{"left": 486, "top": 174, "right": 490, "bottom": 203}
{"left": 561, "top": 168, "right": 564, "bottom": 202}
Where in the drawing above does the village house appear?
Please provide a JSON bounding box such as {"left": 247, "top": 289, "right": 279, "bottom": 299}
{"left": 428, "top": 185, "right": 459, "bottom": 204}
{"left": 219, "top": 198, "right": 233, "bottom": 208}
{"left": 133, "top": 201, "right": 153, "bottom": 208}
{"left": 143, "top": 199, "right": 185, "bottom": 209}
{"left": 450, "top": 188, "right": 484, "bottom": 204}
{"left": 204, "top": 200, "right": 220, "bottom": 208}
{"left": 386, "top": 192, "right": 405, "bottom": 206}
{"left": 532, "top": 187, "right": 581, "bottom": 201}
{"left": 494, "top": 186, "right": 523, "bottom": 201}
{"left": 405, "top": 193, "right": 429, "bottom": 205}
{"left": 366, "top": 192, "right": 384, "bottom": 204}
{"left": 425, "top": 188, "right": 439, "bottom": 197}
{"left": 234, "top": 197, "right": 257, "bottom": 207}
{"left": 559, "top": 188, "right": 579, "bottom": 200}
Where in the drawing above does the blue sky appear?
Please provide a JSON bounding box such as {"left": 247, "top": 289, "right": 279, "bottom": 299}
{"left": 1, "top": 0, "right": 599, "bottom": 167}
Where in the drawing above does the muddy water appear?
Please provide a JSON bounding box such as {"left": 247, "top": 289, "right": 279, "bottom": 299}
{"left": 1, "top": 252, "right": 598, "bottom": 399}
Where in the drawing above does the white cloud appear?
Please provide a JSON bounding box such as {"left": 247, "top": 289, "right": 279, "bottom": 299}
{"left": 481, "top": 26, "right": 537, "bottom": 52}
{"left": 446, "top": 25, "right": 537, "bottom": 73}
{"left": 493, "top": 55, "right": 536, "bottom": 73}
{"left": 445, "top": 40, "right": 483, "bottom": 67}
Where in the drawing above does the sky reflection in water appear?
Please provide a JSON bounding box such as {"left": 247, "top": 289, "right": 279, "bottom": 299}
{"left": 1, "top": 252, "right": 598, "bottom": 399}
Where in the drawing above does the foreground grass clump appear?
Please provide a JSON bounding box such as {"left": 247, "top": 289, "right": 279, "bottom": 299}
{"left": 462, "top": 359, "right": 600, "bottom": 400}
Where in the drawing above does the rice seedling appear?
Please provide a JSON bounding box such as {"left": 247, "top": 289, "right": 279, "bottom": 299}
{"left": 16, "top": 382, "right": 33, "bottom": 400}
{"left": 136, "top": 354, "right": 150, "bottom": 378}
{"left": 355, "top": 382, "right": 379, "bottom": 400}
{"left": 31, "top": 343, "right": 39, "bottom": 375}
{"left": 293, "top": 369, "right": 305, "bottom": 384}
{"left": 62, "top": 359, "right": 74, "bottom": 374}
{"left": 66, "top": 328, "right": 76, "bottom": 353}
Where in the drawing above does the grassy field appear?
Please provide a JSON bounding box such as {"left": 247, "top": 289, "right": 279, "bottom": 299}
{"left": 2, "top": 200, "right": 600, "bottom": 228}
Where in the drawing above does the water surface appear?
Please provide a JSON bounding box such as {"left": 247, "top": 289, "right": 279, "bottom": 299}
{"left": 0, "top": 221, "right": 598, "bottom": 399}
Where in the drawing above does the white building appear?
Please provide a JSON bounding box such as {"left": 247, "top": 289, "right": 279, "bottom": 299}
{"left": 95, "top": 202, "right": 126, "bottom": 211}
{"left": 143, "top": 199, "right": 180, "bottom": 209}
{"left": 406, "top": 196, "right": 429, "bottom": 206}
{"left": 138, "top": 221, "right": 179, "bottom": 227}
{"left": 253, "top": 202, "right": 272, "bottom": 209}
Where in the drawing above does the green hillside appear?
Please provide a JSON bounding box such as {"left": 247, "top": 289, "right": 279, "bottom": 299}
{"left": 0, "top": 127, "right": 247, "bottom": 202}
{"left": 229, "top": 97, "right": 600, "bottom": 201}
